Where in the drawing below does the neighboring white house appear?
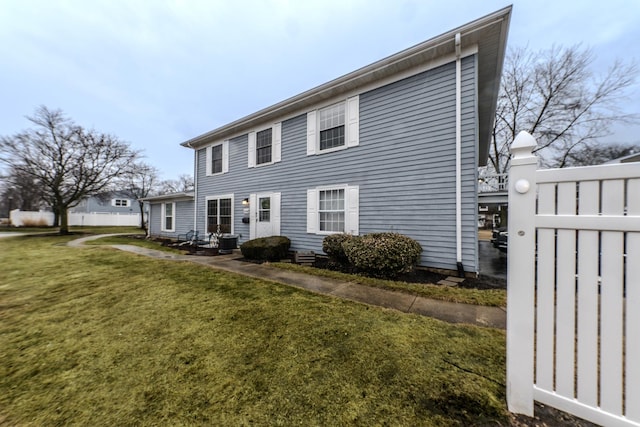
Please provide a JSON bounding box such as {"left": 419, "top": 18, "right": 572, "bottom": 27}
{"left": 605, "top": 152, "right": 640, "bottom": 164}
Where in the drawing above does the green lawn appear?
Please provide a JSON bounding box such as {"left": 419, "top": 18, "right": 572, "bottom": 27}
{"left": 0, "top": 235, "right": 508, "bottom": 426}
{"left": 86, "top": 235, "right": 507, "bottom": 307}
{"left": 272, "top": 262, "right": 507, "bottom": 307}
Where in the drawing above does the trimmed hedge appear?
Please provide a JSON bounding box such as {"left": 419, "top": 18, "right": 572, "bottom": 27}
{"left": 342, "top": 232, "right": 422, "bottom": 278}
{"left": 321, "top": 233, "right": 354, "bottom": 264}
{"left": 240, "top": 236, "right": 291, "bottom": 261}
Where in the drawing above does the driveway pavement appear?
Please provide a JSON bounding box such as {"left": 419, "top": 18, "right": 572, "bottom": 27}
{"left": 0, "top": 232, "right": 24, "bottom": 239}
{"left": 478, "top": 240, "right": 506, "bottom": 281}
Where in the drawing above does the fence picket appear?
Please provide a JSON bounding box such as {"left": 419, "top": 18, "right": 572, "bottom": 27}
{"left": 9, "top": 210, "right": 141, "bottom": 227}
{"left": 556, "top": 182, "right": 577, "bottom": 398}
{"left": 508, "top": 132, "right": 640, "bottom": 426}
{"left": 600, "top": 179, "right": 625, "bottom": 416}
{"left": 626, "top": 178, "right": 640, "bottom": 421}
{"left": 576, "top": 181, "right": 599, "bottom": 407}
{"left": 536, "top": 183, "right": 556, "bottom": 391}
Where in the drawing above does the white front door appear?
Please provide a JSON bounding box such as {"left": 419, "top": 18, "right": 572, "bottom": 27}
{"left": 250, "top": 192, "right": 281, "bottom": 239}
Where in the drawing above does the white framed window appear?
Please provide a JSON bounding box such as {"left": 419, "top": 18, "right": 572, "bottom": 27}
{"left": 319, "top": 103, "right": 345, "bottom": 150}
{"left": 161, "top": 202, "right": 175, "bottom": 232}
{"left": 248, "top": 123, "right": 281, "bottom": 168}
{"left": 205, "top": 194, "right": 234, "bottom": 234}
{"left": 112, "top": 199, "right": 130, "bottom": 207}
{"left": 307, "top": 184, "right": 359, "bottom": 235}
{"left": 319, "top": 189, "right": 344, "bottom": 232}
{"left": 206, "top": 141, "right": 229, "bottom": 176}
{"left": 307, "top": 95, "right": 359, "bottom": 155}
{"left": 256, "top": 128, "right": 272, "bottom": 165}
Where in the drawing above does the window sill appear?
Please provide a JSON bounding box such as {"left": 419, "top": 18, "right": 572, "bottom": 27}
{"left": 254, "top": 161, "right": 274, "bottom": 168}
{"left": 315, "top": 144, "right": 348, "bottom": 155}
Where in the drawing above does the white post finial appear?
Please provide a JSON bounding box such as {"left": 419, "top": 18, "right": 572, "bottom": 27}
{"left": 510, "top": 131, "right": 537, "bottom": 162}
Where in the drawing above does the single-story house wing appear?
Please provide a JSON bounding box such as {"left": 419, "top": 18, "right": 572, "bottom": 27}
{"left": 142, "top": 192, "right": 195, "bottom": 240}
{"left": 180, "top": 7, "right": 512, "bottom": 274}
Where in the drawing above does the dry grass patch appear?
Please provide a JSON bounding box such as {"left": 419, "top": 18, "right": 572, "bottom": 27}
{"left": 0, "top": 235, "right": 508, "bottom": 426}
{"left": 271, "top": 262, "right": 507, "bottom": 307}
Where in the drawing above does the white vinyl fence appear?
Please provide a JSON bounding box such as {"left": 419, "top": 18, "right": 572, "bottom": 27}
{"left": 10, "top": 209, "right": 141, "bottom": 227}
{"left": 506, "top": 131, "right": 640, "bottom": 427}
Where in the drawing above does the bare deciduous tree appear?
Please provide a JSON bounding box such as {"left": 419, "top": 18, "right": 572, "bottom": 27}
{"left": 561, "top": 142, "right": 639, "bottom": 167}
{"left": 1, "top": 166, "right": 47, "bottom": 215}
{"left": 489, "top": 45, "right": 638, "bottom": 173}
{"left": 120, "top": 162, "right": 160, "bottom": 231}
{"left": 158, "top": 174, "right": 194, "bottom": 194}
{"left": 0, "top": 106, "right": 139, "bottom": 234}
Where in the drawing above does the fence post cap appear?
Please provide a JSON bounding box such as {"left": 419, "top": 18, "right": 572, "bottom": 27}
{"left": 510, "top": 131, "right": 537, "bottom": 159}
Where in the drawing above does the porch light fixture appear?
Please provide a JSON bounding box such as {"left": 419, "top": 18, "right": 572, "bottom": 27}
{"left": 242, "top": 198, "right": 249, "bottom": 205}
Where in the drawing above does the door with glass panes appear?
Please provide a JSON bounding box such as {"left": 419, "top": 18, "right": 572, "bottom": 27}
{"left": 250, "top": 192, "right": 280, "bottom": 239}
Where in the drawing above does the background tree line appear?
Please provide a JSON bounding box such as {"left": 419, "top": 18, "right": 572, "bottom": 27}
{"left": 0, "top": 106, "right": 193, "bottom": 233}
{"left": 1, "top": 44, "right": 637, "bottom": 234}
{"left": 488, "top": 44, "right": 638, "bottom": 174}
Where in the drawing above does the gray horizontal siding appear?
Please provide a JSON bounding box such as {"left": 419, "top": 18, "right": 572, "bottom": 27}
{"left": 148, "top": 200, "right": 194, "bottom": 240}
{"left": 71, "top": 193, "right": 136, "bottom": 214}
{"left": 195, "top": 55, "right": 479, "bottom": 272}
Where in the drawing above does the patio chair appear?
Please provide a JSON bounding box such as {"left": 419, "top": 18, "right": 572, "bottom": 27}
{"left": 177, "top": 230, "right": 198, "bottom": 245}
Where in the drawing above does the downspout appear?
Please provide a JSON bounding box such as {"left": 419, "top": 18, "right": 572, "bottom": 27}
{"left": 455, "top": 32, "right": 464, "bottom": 277}
{"left": 187, "top": 142, "right": 198, "bottom": 232}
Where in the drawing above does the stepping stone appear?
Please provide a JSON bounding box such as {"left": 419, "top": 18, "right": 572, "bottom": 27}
{"left": 437, "top": 279, "right": 459, "bottom": 287}
{"left": 445, "top": 276, "right": 465, "bottom": 283}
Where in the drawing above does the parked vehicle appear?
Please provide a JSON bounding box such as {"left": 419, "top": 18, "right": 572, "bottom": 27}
{"left": 492, "top": 227, "right": 507, "bottom": 253}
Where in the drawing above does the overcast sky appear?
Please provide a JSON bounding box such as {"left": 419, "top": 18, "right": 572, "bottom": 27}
{"left": 1, "top": 0, "right": 639, "bottom": 180}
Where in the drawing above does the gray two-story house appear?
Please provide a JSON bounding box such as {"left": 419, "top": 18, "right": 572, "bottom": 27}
{"left": 179, "top": 7, "right": 511, "bottom": 274}
{"left": 70, "top": 192, "right": 137, "bottom": 215}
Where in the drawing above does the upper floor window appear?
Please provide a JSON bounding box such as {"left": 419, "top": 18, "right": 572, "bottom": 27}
{"left": 112, "top": 199, "right": 130, "bottom": 207}
{"left": 307, "top": 95, "right": 359, "bottom": 155}
{"left": 248, "top": 123, "right": 281, "bottom": 168}
{"left": 211, "top": 145, "right": 223, "bottom": 174}
{"left": 319, "top": 103, "right": 345, "bottom": 151}
{"left": 206, "top": 141, "right": 229, "bottom": 176}
{"left": 256, "top": 128, "right": 272, "bottom": 165}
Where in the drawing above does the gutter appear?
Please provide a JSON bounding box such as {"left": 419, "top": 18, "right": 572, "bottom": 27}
{"left": 180, "top": 6, "right": 512, "bottom": 150}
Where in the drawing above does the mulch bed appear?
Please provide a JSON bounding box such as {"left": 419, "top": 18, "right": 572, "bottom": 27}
{"left": 311, "top": 256, "right": 506, "bottom": 290}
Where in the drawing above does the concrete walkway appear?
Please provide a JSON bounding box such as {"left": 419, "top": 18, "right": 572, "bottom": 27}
{"left": 68, "top": 235, "right": 506, "bottom": 329}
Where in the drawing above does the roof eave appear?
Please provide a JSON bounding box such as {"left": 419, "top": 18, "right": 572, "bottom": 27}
{"left": 139, "top": 191, "right": 195, "bottom": 202}
{"left": 181, "top": 6, "right": 513, "bottom": 168}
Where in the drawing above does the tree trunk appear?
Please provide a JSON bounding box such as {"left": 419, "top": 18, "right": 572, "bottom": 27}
{"left": 59, "top": 208, "right": 69, "bottom": 235}
{"left": 52, "top": 204, "right": 60, "bottom": 227}
{"left": 137, "top": 201, "right": 146, "bottom": 231}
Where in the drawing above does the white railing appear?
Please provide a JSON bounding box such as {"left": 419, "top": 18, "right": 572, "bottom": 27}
{"left": 9, "top": 209, "right": 141, "bottom": 227}
{"left": 478, "top": 173, "right": 508, "bottom": 193}
{"left": 506, "top": 131, "right": 640, "bottom": 427}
